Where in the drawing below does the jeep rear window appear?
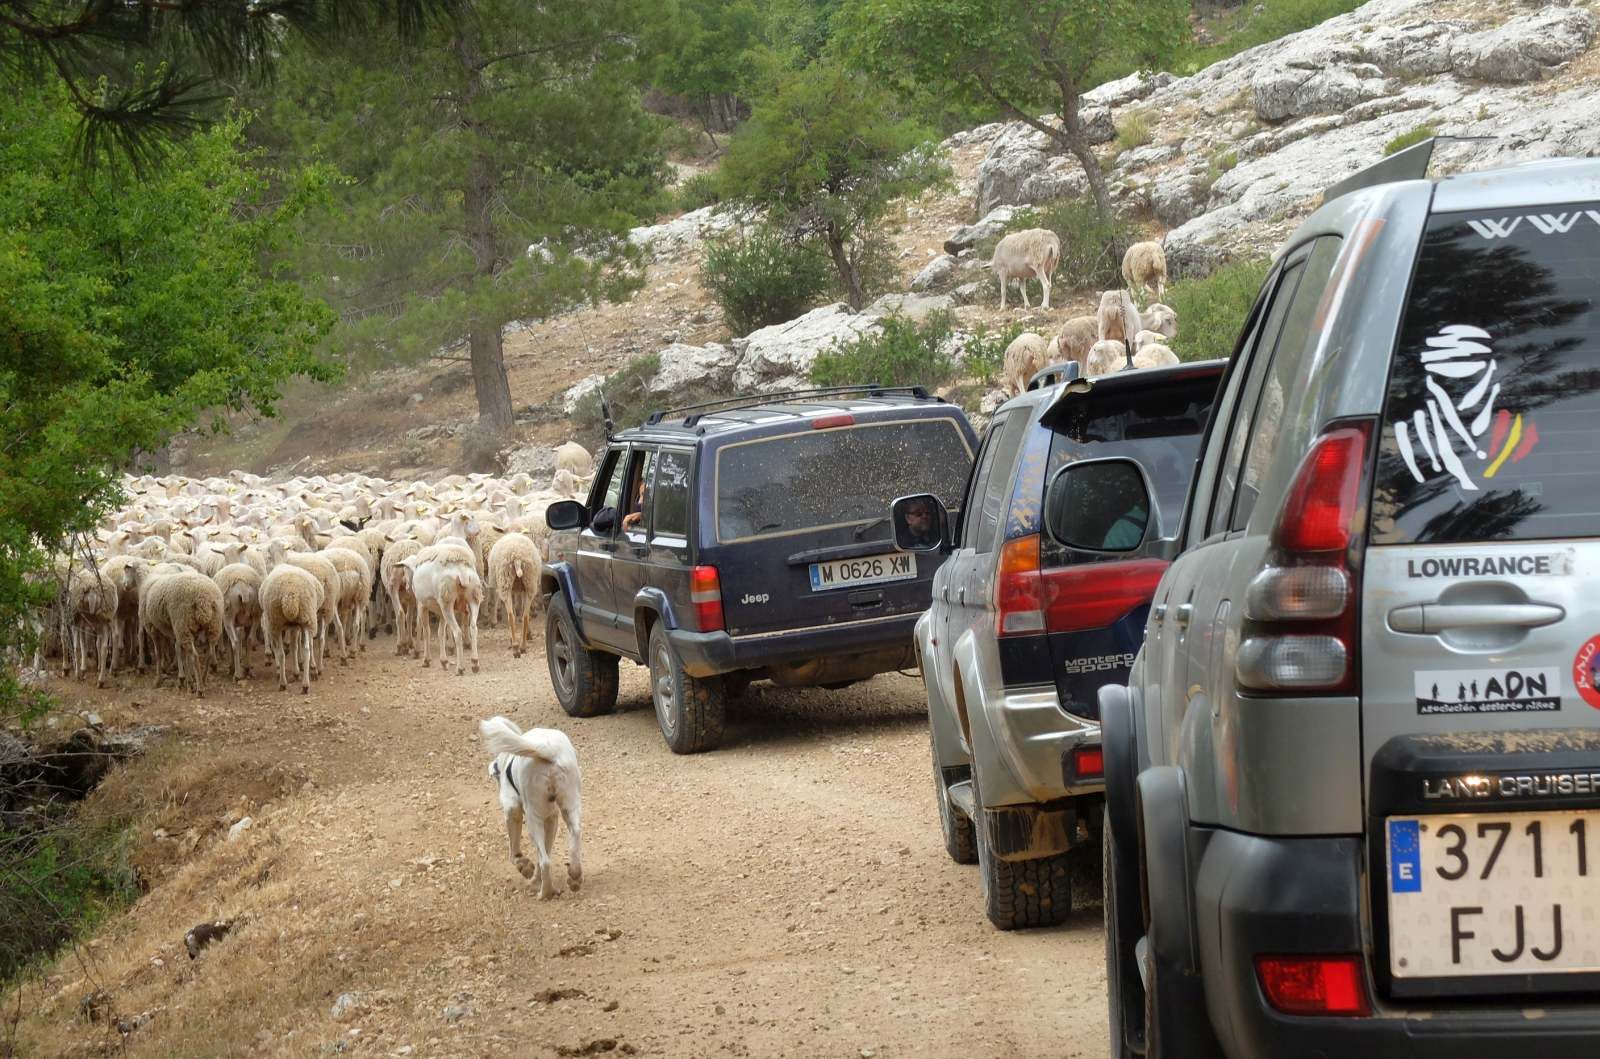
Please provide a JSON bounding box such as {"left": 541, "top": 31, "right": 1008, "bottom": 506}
{"left": 1371, "top": 201, "right": 1600, "bottom": 544}
{"left": 714, "top": 418, "right": 973, "bottom": 542}
{"left": 1039, "top": 378, "right": 1216, "bottom": 566}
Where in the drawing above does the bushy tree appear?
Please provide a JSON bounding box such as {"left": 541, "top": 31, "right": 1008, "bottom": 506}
{"left": 252, "top": 0, "right": 669, "bottom": 431}
{"left": 0, "top": 83, "right": 337, "bottom": 713}
{"left": 0, "top": 0, "right": 458, "bottom": 170}
{"left": 650, "top": 0, "right": 763, "bottom": 143}
{"left": 716, "top": 62, "right": 946, "bottom": 308}
{"left": 839, "top": 0, "right": 1188, "bottom": 216}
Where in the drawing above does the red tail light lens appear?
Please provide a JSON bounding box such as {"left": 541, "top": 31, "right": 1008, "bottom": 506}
{"left": 1255, "top": 955, "right": 1370, "bottom": 1017}
{"left": 1272, "top": 423, "right": 1373, "bottom": 554}
{"left": 996, "top": 534, "right": 1044, "bottom": 635}
{"left": 690, "top": 565, "right": 723, "bottom": 632}
{"left": 811, "top": 414, "right": 855, "bottom": 429}
{"left": 1070, "top": 746, "right": 1104, "bottom": 779}
{"left": 1041, "top": 558, "right": 1168, "bottom": 634}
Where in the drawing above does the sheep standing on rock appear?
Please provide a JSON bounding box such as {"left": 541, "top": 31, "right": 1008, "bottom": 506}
{"left": 991, "top": 229, "right": 1061, "bottom": 310}
{"left": 1002, "top": 332, "right": 1050, "bottom": 396}
{"left": 1097, "top": 290, "right": 1141, "bottom": 347}
{"left": 1121, "top": 241, "right": 1167, "bottom": 305}
{"left": 488, "top": 533, "right": 541, "bottom": 658}
{"left": 260, "top": 564, "right": 323, "bottom": 694}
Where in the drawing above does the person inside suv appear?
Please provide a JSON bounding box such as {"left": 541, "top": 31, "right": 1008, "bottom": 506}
{"left": 899, "top": 496, "right": 940, "bottom": 549}
{"left": 621, "top": 469, "right": 647, "bottom": 530}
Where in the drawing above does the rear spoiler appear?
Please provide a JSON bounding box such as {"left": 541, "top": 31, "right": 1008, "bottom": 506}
{"left": 1039, "top": 359, "right": 1226, "bottom": 432}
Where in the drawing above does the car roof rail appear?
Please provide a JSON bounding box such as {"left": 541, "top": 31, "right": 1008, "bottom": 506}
{"left": 1026, "top": 361, "right": 1082, "bottom": 391}
{"left": 644, "top": 385, "right": 936, "bottom": 427}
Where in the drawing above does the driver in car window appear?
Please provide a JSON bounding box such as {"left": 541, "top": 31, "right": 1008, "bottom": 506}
{"left": 1100, "top": 475, "right": 1149, "bottom": 549}
{"left": 622, "top": 471, "right": 647, "bottom": 530}
{"left": 900, "top": 497, "right": 940, "bottom": 548}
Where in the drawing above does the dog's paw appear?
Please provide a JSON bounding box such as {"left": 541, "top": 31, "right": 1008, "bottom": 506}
{"left": 514, "top": 855, "right": 536, "bottom": 879}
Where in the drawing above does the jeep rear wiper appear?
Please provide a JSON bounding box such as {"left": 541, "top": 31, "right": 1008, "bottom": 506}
{"left": 756, "top": 521, "right": 784, "bottom": 533}
{"left": 853, "top": 515, "right": 890, "bottom": 540}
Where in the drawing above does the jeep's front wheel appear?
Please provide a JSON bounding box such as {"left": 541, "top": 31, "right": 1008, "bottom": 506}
{"left": 647, "top": 624, "right": 726, "bottom": 754}
{"left": 973, "top": 771, "right": 1073, "bottom": 929}
{"left": 546, "top": 596, "right": 618, "bottom": 718}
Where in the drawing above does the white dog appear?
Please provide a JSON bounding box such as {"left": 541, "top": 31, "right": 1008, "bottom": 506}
{"left": 479, "top": 716, "right": 583, "bottom": 898}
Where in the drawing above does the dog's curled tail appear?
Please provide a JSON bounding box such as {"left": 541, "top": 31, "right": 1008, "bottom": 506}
{"left": 478, "top": 715, "right": 561, "bottom": 762}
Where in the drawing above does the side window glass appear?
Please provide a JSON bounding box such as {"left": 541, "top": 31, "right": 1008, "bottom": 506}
{"left": 972, "top": 412, "right": 1029, "bottom": 554}
{"left": 1230, "top": 235, "right": 1344, "bottom": 532}
{"left": 623, "top": 449, "right": 656, "bottom": 535}
{"left": 593, "top": 449, "right": 626, "bottom": 524}
{"left": 960, "top": 414, "right": 1010, "bottom": 550}
{"left": 652, "top": 450, "right": 691, "bottom": 537}
{"left": 1207, "top": 256, "right": 1307, "bottom": 537}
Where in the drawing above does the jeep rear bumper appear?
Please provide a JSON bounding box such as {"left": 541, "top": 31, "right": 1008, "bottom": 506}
{"left": 668, "top": 613, "right": 918, "bottom": 681}
{"left": 1196, "top": 829, "right": 1600, "bottom": 1057}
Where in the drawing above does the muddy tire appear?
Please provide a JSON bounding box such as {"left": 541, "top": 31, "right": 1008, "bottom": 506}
{"left": 545, "top": 596, "right": 618, "bottom": 718}
{"left": 648, "top": 623, "right": 725, "bottom": 754}
{"left": 931, "top": 733, "right": 976, "bottom": 864}
{"left": 973, "top": 771, "right": 1072, "bottom": 930}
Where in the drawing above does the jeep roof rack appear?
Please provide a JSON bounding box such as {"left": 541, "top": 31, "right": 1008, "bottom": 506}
{"left": 1026, "top": 361, "right": 1081, "bottom": 392}
{"left": 644, "top": 385, "right": 937, "bottom": 428}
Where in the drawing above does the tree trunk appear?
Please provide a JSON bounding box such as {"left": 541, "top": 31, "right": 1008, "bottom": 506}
{"left": 456, "top": 25, "right": 515, "bottom": 432}
{"left": 825, "top": 224, "right": 864, "bottom": 309}
{"left": 1055, "top": 83, "right": 1113, "bottom": 219}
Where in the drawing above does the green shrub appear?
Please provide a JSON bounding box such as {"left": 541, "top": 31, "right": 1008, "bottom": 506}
{"left": 810, "top": 312, "right": 957, "bottom": 389}
{"left": 1384, "top": 124, "right": 1437, "bottom": 156}
{"left": 1010, "top": 199, "right": 1135, "bottom": 294}
{"left": 1180, "top": 0, "right": 1366, "bottom": 73}
{"left": 1162, "top": 256, "right": 1273, "bottom": 362}
{"left": 673, "top": 171, "right": 723, "bottom": 212}
{"left": 1115, "top": 111, "right": 1153, "bottom": 154}
{"left": 2, "top": 814, "right": 139, "bottom": 984}
{"left": 960, "top": 320, "right": 1030, "bottom": 387}
{"left": 700, "top": 223, "right": 834, "bottom": 335}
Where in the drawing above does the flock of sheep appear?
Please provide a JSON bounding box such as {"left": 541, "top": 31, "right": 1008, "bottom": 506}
{"left": 990, "top": 231, "right": 1182, "bottom": 394}
{"left": 32, "top": 442, "right": 597, "bottom": 697}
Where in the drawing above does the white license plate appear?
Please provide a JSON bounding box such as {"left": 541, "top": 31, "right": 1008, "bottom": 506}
{"left": 808, "top": 552, "right": 916, "bottom": 592}
{"left": 1386, "top": 809, "right": 1600, "bottom": 978}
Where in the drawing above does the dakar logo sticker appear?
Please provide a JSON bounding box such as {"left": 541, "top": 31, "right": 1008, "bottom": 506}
{"left": 1574, "top": 636, "right": 1600, "bottom": 711}
{"left": 1392, "top": 325, "right": 1538, "bottom": 492}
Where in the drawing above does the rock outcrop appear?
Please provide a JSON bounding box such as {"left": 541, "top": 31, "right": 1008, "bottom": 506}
{"left": 731, "top": 303, "right": 884, "bottom": 392}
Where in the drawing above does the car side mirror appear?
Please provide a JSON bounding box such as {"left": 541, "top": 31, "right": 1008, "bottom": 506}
{"left": 891, "top": 493, "right": 948, "bottom": 553}
{"left": 547, "top": 500, "right": 589, "bottom": 531}
{"left": 1045, "top": 458, "right": 1154, "bottom": 554}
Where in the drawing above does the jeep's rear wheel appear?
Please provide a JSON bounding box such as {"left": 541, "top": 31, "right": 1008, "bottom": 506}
{"left": 648, "top": 624, "right": 726, "bottom": 754}
{"left": 973, "top": 771, "right": 1073, "bottom": 930}
{"left": 930, "top": 731, "right": 976, "bottom": 864}
{"left": 546, "top": 597, "right": 618, "bottom": 718}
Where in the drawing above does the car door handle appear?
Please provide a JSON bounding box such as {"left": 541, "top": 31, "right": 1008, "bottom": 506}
{"left": 1152, "top": 604, "right": 1167, "bottom": 623}
{"left": 1389, "top": 602, "right": 1566, "bottom": 634}
{"left": 631, "top": 544, "right": 650, "bottom": 557}
{"left": 957, "top": 587, "right": 966, "bottom": 604}
{"left": 1173, "top": 603, "right": 1193, "bottom": 627}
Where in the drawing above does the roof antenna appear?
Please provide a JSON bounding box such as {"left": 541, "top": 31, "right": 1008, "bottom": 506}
{"left": 599, "top": 391, "right": 616, "bottom": 441}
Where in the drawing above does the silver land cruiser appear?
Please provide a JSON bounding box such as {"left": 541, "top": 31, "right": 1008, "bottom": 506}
{"left": 1058, "top": 143, "right": 1600, "bottom": 1056}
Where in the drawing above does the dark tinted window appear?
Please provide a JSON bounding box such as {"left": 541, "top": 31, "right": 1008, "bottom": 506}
{"left": 715, "top": 418, "right": 973, "bottom": 542}
{"left": 971, "top": 411, "right": 1030, "bottom": 554}
{"left": 653, "top": 450, "right": 691, "bottom": 537}
{"left": 1372, "top": 202, "right": 1600, "bottom": 544}
{"left": 960, "top": 412, "right": 1014, "bottom": 549}
{"left": 593, "top": 449, "right": 626, "bottom": 525}
{"left": 1042, "top": 375, "right": 1218, "bottom": 568}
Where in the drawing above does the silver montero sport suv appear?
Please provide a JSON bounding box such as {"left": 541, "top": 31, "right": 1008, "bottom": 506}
{"left": 1058, "top": 141, "right": 1600, "bottom": 1056}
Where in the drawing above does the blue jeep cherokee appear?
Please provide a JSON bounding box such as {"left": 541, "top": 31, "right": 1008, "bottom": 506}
{"left": 542, "top": 386, "right": 978, "bottom": 753}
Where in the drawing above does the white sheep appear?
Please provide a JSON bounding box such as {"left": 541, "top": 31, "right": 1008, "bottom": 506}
{"left": 991, "top": 229, "right": 1061, "bottom": 310}
{"left": 267, "top": 541, "right": 344, "bottom": 674}
{"left": 1097, "top": 290, "right": 1142, "bottom": 346}
{"left": 554, "top": 441, "right": 591, "bottom": 478}
{"left": 323, "top": 546, "right": 373, "bottom": 655}
{"left": 1142, "top": 302, "right": 1177, "bottom": 340}
{"left": 1121, "top": 241, "right": 1167, "bottom": 305}
{"left": 98, "top": 555, "right": 149, "bottom": 673}
{"left": 66, "top": 568, "right": 118, "bottom": 688}
{"left": 1001, "top": 332, "right": 1050, "bottom": 395}
{"left": 380, "top": 538, "right": 423, "bottom": 657}
{"left": 138, "top": 568, "right": 224, "bottom": 696}
{"left": 260, "top": 564, "right": 323, "bottom": 694}
{"left": 403, "top": 544, "right": 483, "bottom": 675}
{"left": 1133, "top": 329, "right": 1167, "bottom": 353}
{"left": 213, "top": 563, "right": 262, "bottom": 680}
{"left": 488, "top": 533, "right": 541, "bottom": 658}
{"left": 1086, "top": 339, "right": 1132, "bottom": 378}
{"left": 1050, "top": 315, "right": 1100, "bottom": 376}
{"left": 1132, "top": 343, "right": 1179, "bottom": 370}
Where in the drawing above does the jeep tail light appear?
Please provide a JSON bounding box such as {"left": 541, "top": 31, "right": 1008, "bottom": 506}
{"left": 1041, "top": 558, "right": 1168, "bottom": 634}
{"left": 1069, "top": 745, "right": 1103, "bottom": 780}
{"left": 996, "top": 534, "right": 1044, "bottom": 635}
{"left": 690, "top": 565, "right": 724, "bottom": 632}
{"left": 1236, "top": 420, "right": 1374, "bottom": 696}
{"left": 1255, "top": 955, "right": 1370, "bottom": 1017}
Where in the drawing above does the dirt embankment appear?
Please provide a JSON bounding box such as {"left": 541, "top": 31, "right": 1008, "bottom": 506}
{"left": 13, "top": 626, "right": 1111, "bottom": 1058}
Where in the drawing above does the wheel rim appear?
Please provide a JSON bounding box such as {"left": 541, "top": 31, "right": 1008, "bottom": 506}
{"left": 651, "top": 639, "right": 677, "bottom": 736}
{"left": 549, "top": 612, "right": 576, "bottom": 701}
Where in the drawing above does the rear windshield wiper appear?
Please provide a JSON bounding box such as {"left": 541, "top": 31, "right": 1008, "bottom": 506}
{"left": 853, "top": 515, "right": 890, "bottom": 540}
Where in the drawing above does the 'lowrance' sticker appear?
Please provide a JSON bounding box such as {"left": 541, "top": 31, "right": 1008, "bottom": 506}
{"left": 1405, "top": 551, "right": 1572, "bottom": 579}
{"left": 1415, "top": 668, "right": 1561, "bottom": 715}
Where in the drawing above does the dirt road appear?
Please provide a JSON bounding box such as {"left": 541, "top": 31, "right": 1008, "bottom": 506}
{"left": 18, "top": 625, "right": 1111, "bottom": 1058}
